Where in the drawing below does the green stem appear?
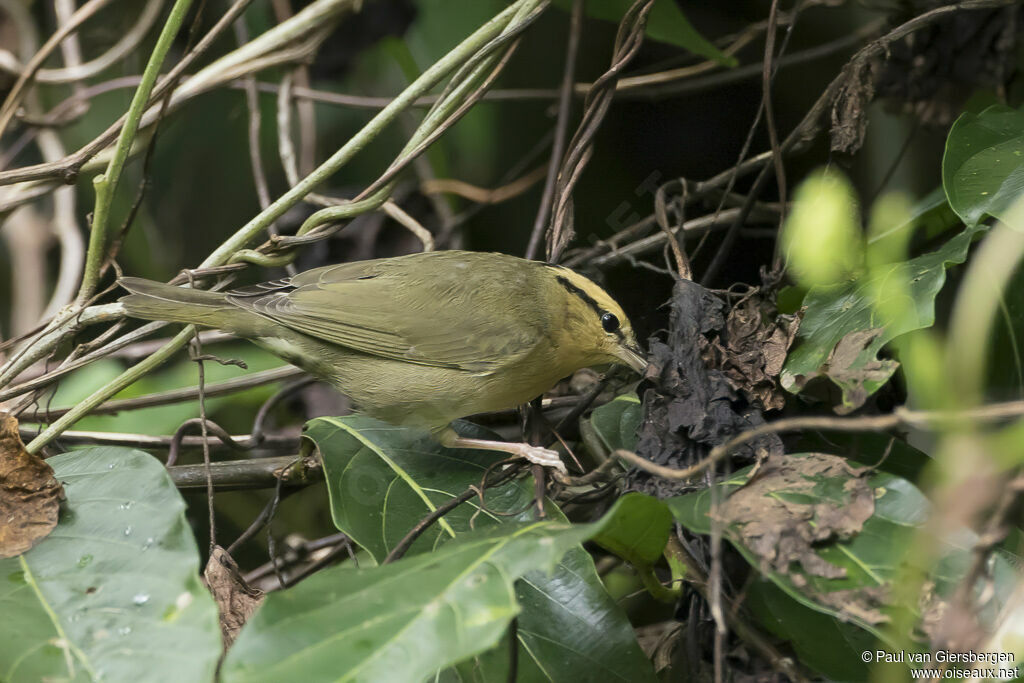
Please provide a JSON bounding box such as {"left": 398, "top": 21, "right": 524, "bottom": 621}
{"left": 77, "top": 0, "right": 195, "bottom": 304}
{"left": 636, "top": 562, "right": 682, "bottom": 604}
{"left": 0, "top": 303, "right": 124, "bottom": 389}
{"left": 26, "top": 325, "right": 195, "bottom": 453}
{"left": 287, "top": 6, "right": 527, "bottom": 246}
{"left": 22, "top": 0, "right": 547, "bottom": 452}
{"left": 200, "top": 0, "right": 541, "bottom": 268}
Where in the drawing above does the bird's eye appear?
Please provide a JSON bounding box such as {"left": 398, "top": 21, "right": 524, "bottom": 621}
{"left": 601, "top": 312, "right": 620, "bottom": 333}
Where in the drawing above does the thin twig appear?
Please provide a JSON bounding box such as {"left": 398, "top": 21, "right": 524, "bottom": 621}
{"left": 665, "top": 537, "right": 805, "bottom": 681}
{"left": 233, "top": 17, "right": 275, "bottom": 230}
{"left": 18, "top": 366, "right": 300, "bottom": 422}
{"left": 525, "top": 0, "right": 582, "bottom": 261}
{"left": 270, "top": 0, "right": 317, "bottom": 176}
{"left": 762, "top": 0, "right": 787, "bottom": 233}
{"left": 612, "top": 400, "right": 1024, "bottom": 481}
{"left": 0, "top": 0, "right": 165, "bottom": 84}
{"left": 0, "top": 0, "right": 116, "bottom": 139}
{"left": 547, "top": 0, "right": 655, "bottom": 262}
{"left": 382, "top": 488, "right": 479, "bottom": 564}
{"left": 421, "top": 164, "right": 547, "bottom": 205}
{"left": 701, "top": 0, "right": 1017, "bottom": 284}
{"left": 78, "top": 0, "right": 196, "bottom": 304}
{"left": 227, "top": 487, "right": 299, "bottom": 554}
{"left": 191, "top": 339, "right": 217, "bottom": 550}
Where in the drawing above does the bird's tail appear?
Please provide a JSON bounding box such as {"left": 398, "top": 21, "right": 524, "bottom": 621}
{"left": 119, "top": 278, "right": 268, "bottom": 335}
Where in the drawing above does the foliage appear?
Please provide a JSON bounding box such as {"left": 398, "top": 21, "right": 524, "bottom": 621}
{"left": 552, "top": 0, "right": 737, "bottom": 65}
{"left": 943, "top": 104, "right": 1024, "bottom": 228}
{"left": 0, "top": 448, "right": 220, "bottom": 683}
{"left": 669, "top": 453, "right": 1017, "bottom": 679}
{"left": 306, "top": 415, "right": 658, "bottom": 681}
{"left": 781, "top": 220, "right": 986, "bottom": 412}
{"left": 2, "top": 2, "right": 1024, "bottom": 682}
{"left": 222, "top": 499, "right": 658, "bottom": 683}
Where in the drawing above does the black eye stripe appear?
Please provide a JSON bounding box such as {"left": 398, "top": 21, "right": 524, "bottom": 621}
{"left": 555, "top": 275, "right": 624, "bottom": 336}
{"left": 554, "top": 275, "right": 602, "bottom": 316}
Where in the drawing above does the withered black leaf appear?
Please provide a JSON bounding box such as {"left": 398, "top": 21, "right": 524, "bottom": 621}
{"left": 630, "top": 280, "right": 785, "bottom": 498}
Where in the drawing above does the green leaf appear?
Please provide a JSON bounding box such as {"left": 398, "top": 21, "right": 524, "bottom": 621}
{"left": 793, "top": 431, "right": 931, "bottom": 482}
{"left": 744, "top": 578, "right": 874, "bottom": 681}
{"left": 943, "top": 104, "right": 1024, "bottom": 227}
{"left": 781, "top": 224, "right": 987, "bottom": 411}
{"left": 300, "top": 416, "right": 656, "bottom": 682}
{"left": 0, "top": 447, "right": 221, "bottom": 683}
{"left": 866, "top": 187, "right": 960, "bottom": 256}
{"left": 552, "top": 0, "right": 736, "bottom": 65}
{"left": 668, "top": 453, "right": 1018, "bottom": 678}
{"left": 452, "top": 544, "right": 660, "bottom": 683}
{"left": 308, "top": 417, "right": 531, "bottom": 562}
{"left": 586, "top": 394, "right": 642, "bottom": 452}
{"left": 592, "top": 492, "right": 671, "bottom": 567}
{"left": 221, "top": 497, "right": 658, "bottom": 683}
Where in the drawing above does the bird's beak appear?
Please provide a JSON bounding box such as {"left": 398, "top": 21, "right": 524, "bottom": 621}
{"left": 616, "top": 344, "right": 648, "bottom": 375}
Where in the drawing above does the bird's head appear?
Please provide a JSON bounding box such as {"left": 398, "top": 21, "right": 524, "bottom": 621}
{"left": 546, "top": 266, "right": 647, "bottom": 375}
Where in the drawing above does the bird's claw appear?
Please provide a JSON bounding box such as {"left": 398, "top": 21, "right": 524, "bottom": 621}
{"left": 518, "top": 444, "right": 567, "bottom": 475}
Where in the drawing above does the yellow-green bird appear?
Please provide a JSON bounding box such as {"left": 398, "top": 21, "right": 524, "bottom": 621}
{"left": 119, "top": 250, "right": 646, "bottom": 473}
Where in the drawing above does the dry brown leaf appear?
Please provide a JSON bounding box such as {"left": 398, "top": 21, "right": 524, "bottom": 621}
{"left": 823, "top": 328, "right": 899, "bottom": 415}
{"left": 816, "top": 586, "right": 890, "bottom": 627}
{"left": 704, "top": 295, "right": 801, "bottom": 412}
{"left": 719, "top": 452, "right": 893, "bottom": 626}
{"left": 0, "top": 414, "right": 64, "bottom": 558}
{"left": 204, "top": 545, "right": 264, "bottom": 648}
{"left": 830, "top": 59, "right": 879, "bottom": 155}
{"left": 718, "top": 453, "right": 874, "bottom": 581}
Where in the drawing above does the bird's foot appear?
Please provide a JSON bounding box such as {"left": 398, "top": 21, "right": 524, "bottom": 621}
{"left": 438, "top": 431, "right": 568, "bottom": 478}
{"left": 515, "top": 443, "right": 567, "bottom": 476}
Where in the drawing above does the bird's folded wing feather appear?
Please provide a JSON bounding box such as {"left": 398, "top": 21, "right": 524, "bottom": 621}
{"left": 229, "top": 259, "right": 545, "bottom": 372}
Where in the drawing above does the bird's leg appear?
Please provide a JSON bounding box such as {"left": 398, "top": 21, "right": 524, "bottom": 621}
{"left": 437, "top": 429, "right": 567, "bottom": 475}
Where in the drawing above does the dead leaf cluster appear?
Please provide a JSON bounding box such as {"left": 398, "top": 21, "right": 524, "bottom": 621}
{"left": 701, "top": 292, "right": 800, "bottom": 412}
{"left": 718, "top": 452, "right": 891, "bottom": 625}
{"left": 876, "top": 5, "right": 1021, "bottom": 127}
{"left": 719, "top": 453, "right": 875, "bottom": 582}
{"left": 630, "top": 280, "right": 785, "bottom": 497}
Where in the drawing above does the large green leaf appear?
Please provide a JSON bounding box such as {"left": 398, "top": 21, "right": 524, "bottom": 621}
{"left": 744, "top": 578, "right": 874, "bottom": 682}
{"left": 307, "top": 417, "right": 532, "bottom": 562}
{"left": 0, "top": 447, "right": 221, "bottom": 683}
{"left": 302, "top": 416, "right": 657, "bottom": 682}
{"left": 221, "top": 497, "right": 657, "bottom": 683}
{"left": 586, "top": 394, "right": 642, "bottom": 453}
{"left": 943, "top": 104, "right": 1024, "bottom": 227}
{"left": 591, "top": 492, "right": 671, "bottom": 567}
{"left": 781, "top": 224, "right": 986, "bottom": 412}
{"left": 552, "top": 0, "right": 736, "bottom": 64}
{"left": 668, "top": 453, "right": 1019, "bottom": 677}
{"left": 449, "top": 542, "right": 658, "bottom": 683}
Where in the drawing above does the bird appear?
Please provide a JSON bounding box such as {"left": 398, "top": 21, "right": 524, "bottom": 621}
{"left": 118, "top": 250, "right": 646, "bottom": 473}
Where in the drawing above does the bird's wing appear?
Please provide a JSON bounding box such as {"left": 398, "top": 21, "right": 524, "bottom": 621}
{"left": 229, "top": 256, "right": 547, "bottom": 372}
